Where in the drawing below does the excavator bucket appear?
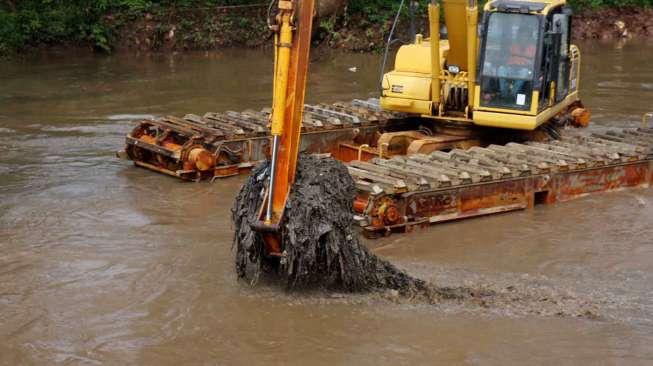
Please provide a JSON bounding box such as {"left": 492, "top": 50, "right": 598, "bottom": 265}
{"left": 233, "top": 154, "right": 426, "bottom": 291}
{"left": 232, "top": 0, "right": 429, "bottom": 290}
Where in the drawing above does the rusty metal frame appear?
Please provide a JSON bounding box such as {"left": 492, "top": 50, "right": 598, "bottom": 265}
{"left": 356, "top": 160, "right": 652, "bottom": 237}
{"left": 350, "top": 128, "right": 653, "bottom": 237}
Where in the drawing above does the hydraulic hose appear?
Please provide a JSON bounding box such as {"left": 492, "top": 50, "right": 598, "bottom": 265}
{"left": 378, "top": 0, "right": 406, "bottom": 95}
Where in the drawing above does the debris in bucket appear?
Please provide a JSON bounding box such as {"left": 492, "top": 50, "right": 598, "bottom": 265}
{"left": 232, "top": 154, "right": 425, "bottom": 293}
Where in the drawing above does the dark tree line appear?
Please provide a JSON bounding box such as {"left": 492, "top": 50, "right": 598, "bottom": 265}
{"left": 1, "top": 0, "right": 651, "bottom": 55}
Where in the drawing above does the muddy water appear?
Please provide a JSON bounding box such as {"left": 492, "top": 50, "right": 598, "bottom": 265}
{"left": 1, "top": 40, "right": 653, "bottom": 365}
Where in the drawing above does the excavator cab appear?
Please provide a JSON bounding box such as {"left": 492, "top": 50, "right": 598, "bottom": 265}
{"left": 478, "top": 12, "right": 541, "bottom": 111}
{"left": 380, "top": 0, "right": 585, "bottom": 131}
{"left": 476, "top": 1, "right": 577, "bottom": 124}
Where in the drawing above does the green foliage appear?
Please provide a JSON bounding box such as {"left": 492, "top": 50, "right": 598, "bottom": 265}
{"left": 90, "top": 24, "right": 112, "bottom": 52}
{"left": 0, "top": 0, "right": 263, "bottom": 55}
{"left": 347, "top": 0, "right": 399, "bottom": 23}
{"left": 1, "top": 0, "right": 115, "bottom": 53}
{"left": 1, "top": 0, "right": 651, "bottom": 55}
{"left": 346, "top": 0, "right": 653, "bottom": 22}
{"left": 569, "top": 0, "right": 653, "bottom": 9}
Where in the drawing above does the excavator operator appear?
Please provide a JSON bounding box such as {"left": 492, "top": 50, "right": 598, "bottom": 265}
{"left": 498, "top": 30, "right": 537, "bottom": 98}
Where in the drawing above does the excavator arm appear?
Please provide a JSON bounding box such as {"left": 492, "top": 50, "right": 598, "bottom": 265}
{"left": 254, "top": 0, "right": 315, "bottom": 256}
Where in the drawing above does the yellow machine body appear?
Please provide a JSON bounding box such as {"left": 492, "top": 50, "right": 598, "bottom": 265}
{"left": 380, "top": 0, "right": 582, "bottom": 130}
{"left": 381, "top": 37, "right": 449, "bottom": 115}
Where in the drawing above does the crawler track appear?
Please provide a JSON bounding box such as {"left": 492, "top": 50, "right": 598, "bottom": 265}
{"left": 117, "top": 99, "right": 400, "bottom": 180}
{"left": 349, "top": 127, "right": 653, "bottom": 237}
{"left": 118, "top": 101, "right": 653, "bottom": 238}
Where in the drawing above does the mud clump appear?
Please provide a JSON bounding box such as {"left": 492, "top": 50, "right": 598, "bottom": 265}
{"left": 232, "top": 154, "right": 425, "bottom": 293}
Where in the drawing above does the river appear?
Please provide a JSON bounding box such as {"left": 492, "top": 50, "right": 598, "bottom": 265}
{"left": 1, "top": 40, "right": 653, "bottom": 365}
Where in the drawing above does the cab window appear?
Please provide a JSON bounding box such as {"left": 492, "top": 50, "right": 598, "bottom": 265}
{"left": 480, "top": 13, "right": 540, "bottom": 111}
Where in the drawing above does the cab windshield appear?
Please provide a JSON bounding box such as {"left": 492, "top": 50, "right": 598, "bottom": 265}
{"left": 480, "top": 13, "right": 539, "bottom": 110}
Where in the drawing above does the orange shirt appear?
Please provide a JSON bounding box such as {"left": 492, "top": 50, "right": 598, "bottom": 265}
{"left": 508, "top": 44, "right": 536, "bottom": 66}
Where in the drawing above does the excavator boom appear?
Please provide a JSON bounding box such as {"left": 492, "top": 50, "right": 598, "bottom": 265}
{"left": 255, "top": 0, "right": 315, "bottom": 256}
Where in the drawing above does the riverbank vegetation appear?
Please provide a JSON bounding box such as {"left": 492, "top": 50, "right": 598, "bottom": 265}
{"left": 1, "top": 0, "right": 652, "bottom": 55}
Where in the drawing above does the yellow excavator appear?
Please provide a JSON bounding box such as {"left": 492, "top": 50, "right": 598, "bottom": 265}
{"left": 374, "top": 0, "right": 591, "bottom": 157}
{"left": 253, "top": 0, "right": 591, "bottom": 255}
{"left": 382, "top": 0, "right": 587, "bottom": 131}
